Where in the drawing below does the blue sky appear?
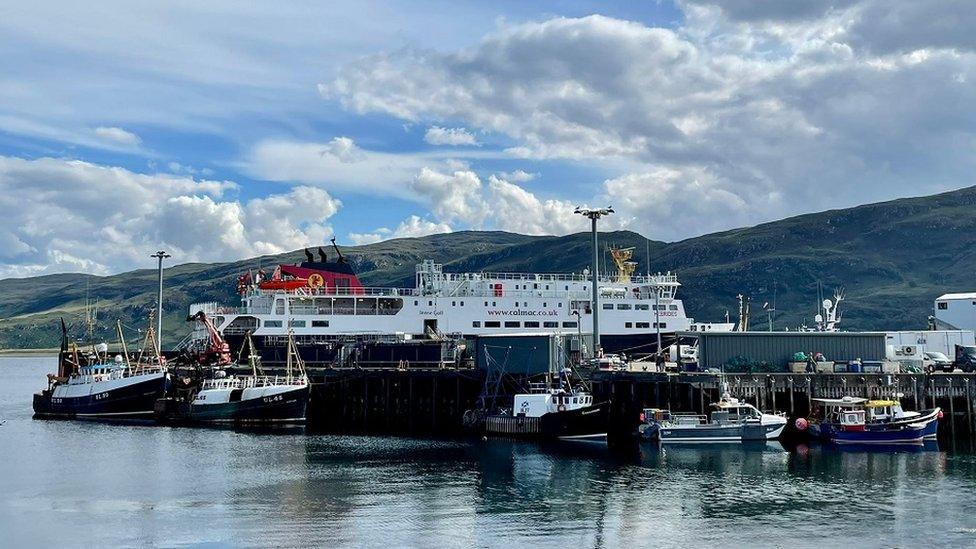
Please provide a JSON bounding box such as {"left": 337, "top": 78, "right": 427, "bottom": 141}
{"left": 1, "top": 0, "right": 974, "bottom": 276}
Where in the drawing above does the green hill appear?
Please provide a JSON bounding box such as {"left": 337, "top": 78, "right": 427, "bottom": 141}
{"left": 3, "top": 186, "right": 973, "bottom": 349}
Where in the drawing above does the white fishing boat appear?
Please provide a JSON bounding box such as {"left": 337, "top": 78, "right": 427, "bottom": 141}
{"left": 640, "top": 392, "right": 787, "bottom": 443}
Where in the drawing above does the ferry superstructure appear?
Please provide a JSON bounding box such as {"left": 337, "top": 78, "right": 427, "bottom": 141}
{"left": 193, "top": 245, "right": 730, "bottom": 364}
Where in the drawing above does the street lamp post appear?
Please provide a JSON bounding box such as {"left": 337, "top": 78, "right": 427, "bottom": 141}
{"left": 150, "top": 250, "right": 171, "bottom": 357}
{"left": 574, "top": 206, "right": 613, "bottom": 358}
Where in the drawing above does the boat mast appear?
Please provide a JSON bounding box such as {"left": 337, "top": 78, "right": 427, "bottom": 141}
{"left": 117, "top": 319, "right": 131, "bottom": 369}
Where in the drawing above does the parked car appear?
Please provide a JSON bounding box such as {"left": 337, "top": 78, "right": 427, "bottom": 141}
{"left": 954, "top": 345, "right": 976, "bottom": 373}
{"left": 924, "top": 351, "right": 954, "bottom": 372}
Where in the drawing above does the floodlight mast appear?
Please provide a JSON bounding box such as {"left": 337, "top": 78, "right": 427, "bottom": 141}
{"left": 150, "top": 250, "right": 171, "bottom": 358}
{"left": 573, "top": 206, "right": 614, "bottom": 359}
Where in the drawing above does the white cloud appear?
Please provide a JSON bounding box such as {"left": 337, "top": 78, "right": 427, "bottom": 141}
{"left": 246, "top": 137, "right": 448, "bottom": 198}
{"left": 424, "top": 126, "right": 479, "bottom": 146}
{"left": 495, "top": 169, "right": 536, "bottom": 183}
{"left": 0, "top": 155, "right": 340, "bottom": 276}
{"left": 409, "top": 167, "right": 486, "bottom": 224}
{"left": 0, "top": 2, "right": 513, "bottom": 150}
{"left": 327, "top": 9, "right": 976, "bottom": 237}
{"left": 486, "top": 176, "right": 596, "bottom": 235}
{"left": 349, "top": 215, "right": 452, "bottom": 245}
{"left": 93, "top": 126, "right": 141, "bottom": 146}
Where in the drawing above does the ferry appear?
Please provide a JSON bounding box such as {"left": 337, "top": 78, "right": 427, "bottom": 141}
{"left": 193, "top": 242, "right": 732, "bottom": 365}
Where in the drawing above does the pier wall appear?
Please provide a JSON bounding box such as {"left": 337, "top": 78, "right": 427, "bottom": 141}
{"left": 306, "top": 368, "right": 485, "bottom": 435}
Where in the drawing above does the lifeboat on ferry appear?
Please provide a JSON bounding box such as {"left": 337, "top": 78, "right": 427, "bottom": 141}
{"left": 258, "top": 279, "right": 309, "bottom": 291}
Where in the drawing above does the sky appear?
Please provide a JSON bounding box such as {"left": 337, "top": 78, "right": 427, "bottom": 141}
{"left": 1, "top": 0, "right": 974, "bottom": 278}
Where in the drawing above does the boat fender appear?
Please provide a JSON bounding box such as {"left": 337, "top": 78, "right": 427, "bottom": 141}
{"left": 937, "top": 410, "right": 944, "bottom": 419}
{"left": 795, "top": 417, "right": 809, "bottom": 431}
{"left": 557, "top": 404, "right": 566, "bottom": 412}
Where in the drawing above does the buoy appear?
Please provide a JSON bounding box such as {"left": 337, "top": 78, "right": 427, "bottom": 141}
{"left": 795, "top": 417, "right": 809, "bottom": 431}
{"left": 937, "top": 410, "right": 945, "bottom": 419}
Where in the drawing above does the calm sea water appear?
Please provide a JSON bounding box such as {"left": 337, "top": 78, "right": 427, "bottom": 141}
{"left": 3, "top": 357, "right": 976, "bottom": 548}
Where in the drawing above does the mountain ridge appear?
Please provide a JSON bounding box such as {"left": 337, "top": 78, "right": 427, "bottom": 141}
{"left": 3, "top": 186, "right": 974, "bottom": 348}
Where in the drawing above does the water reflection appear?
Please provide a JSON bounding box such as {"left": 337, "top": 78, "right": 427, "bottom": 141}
{"left": 6, "top": 358, "right": 976, "bottom": 547}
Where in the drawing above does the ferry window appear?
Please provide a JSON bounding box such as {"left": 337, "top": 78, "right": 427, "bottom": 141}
{"left": 485, "top": 321, "right": 501, "bottom": 328}
{"left": 563, "top": 321, "right": 578, "bottom": 328}
{"left": 543, "top": 302, "right": 547, "bottom": 307}
{"left": 289, "top": 320, "right": 306, "bottom": 327}
{"left": 625, "top": 322, "right": 633, "bottom": 328}
{"left": 533, "top": 283, "right": 538, "bottom": 289}
{"left": 275, "top": 299, "right": 285, "bottom": 314}
{"left": 357, "top": 298, "right": 378, "bottom": 315}
{"left": 378, "top": 298, "right": 403, "bottom": 315}
{"left": 334, "top": 298, "right": 354, "bottom": 314}
{"left": 669, "top": 305, "right": 679, "bottom": 311}
{"left": 603, "top": 303, "right": 613, "bottom": 310}
{"left": 505, "top": 321, "right": 520, "bottom": 328}
{"left": 636, "top": 322, "right": 650, "bottom": 329}
{"left": 492, "top": 301, "right": 496, "bottom": 307}
{"left": 617, "top": 304, "right": 632, "bottom": 310}
{"left": 428, "top": 300, "right": 433, "bottom": 306}
{"left": 415, "top": 300, "right": 418, "bottom": 306}
{"left": 472, "top": 321, "right": 481, "bottom": 328}
{"left": 651, "top": 305, "right": 659, "bottom": 311}
{"left": 636, "top": 304, "right": 649, "bottom": 310}
{"left": 460, "top": 301, "right": 464, "bottom": 306}
{"left": 524, "top": 321, "right": 540, "bottom": 328}
{"left": 552, "top": 396, "right": 557, "bottom": 404}
{"left": 544, "top": 321, "right": 559, "bottom": 328}
{"left": 545, "top": 285, "right": 549, "bottom": 290}
{"left": 314, "top": 297, "right": 332, "bottom": 314}
{"left": 938, "top": 302, "right": 948, "bottom": 310}
{"left": 452, "top": 301, "right": 456, "bottom": 306}
{"left": 312, "top": 320, "right": 329, "bottom": 327}
{"left": 224, "top": 316, "right": 259, "bottom": 335}
{"left": 654, "top": 322, "right": 667, "bottom": 328}
{"left": 265, "top": 320, "right": 283, "bottom": 328}
{"left": 565, "top": 285, "right": 569, "bottom": 291}
{"left": 573, "top": 397, "right": 578, "bottom": 404}
{"left": 485, "top": 301, "right": 489, "bottom": 306}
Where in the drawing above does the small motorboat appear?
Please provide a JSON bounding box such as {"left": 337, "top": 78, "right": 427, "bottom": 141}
{"left": 639, "top": 393, "right": 787, "bottom": 443}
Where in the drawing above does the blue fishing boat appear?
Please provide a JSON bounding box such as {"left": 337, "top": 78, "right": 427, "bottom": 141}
{"left": 804, "top": 397, "right": 927, "bottom": 444}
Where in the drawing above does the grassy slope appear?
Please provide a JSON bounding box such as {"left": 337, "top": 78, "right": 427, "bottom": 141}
{"left": 2, "top": 187, "right": 974, "bottom": 347}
